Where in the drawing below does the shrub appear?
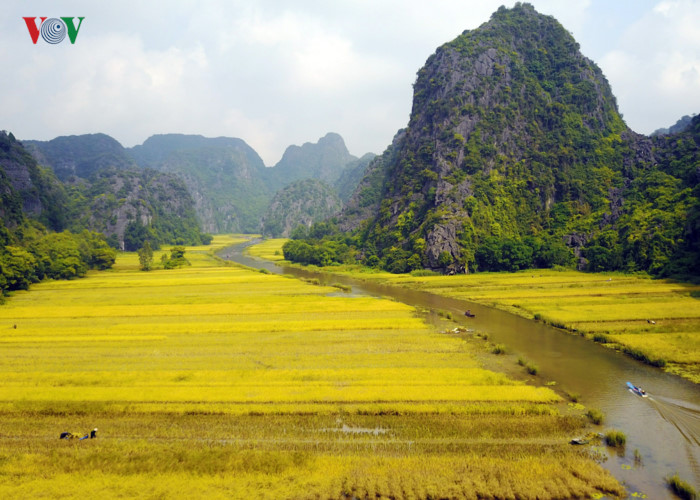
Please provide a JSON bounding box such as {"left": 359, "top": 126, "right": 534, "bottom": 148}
{"left": 161, "top": 246, "right": 190, "bottom": 269}
{"left": 667, "top": 474, "right": 697, "bottom": 500}
{"left": 491, "top": 344, "right": 507, "bottom": 355}
{"left": 604, "top": 430, "right": 626, "bottom": 447}
{"left": 566, "top": 391, "right": 580, "bottom": 403}
{"left": 623, "top": 346, "right": 667, "bottom": 367}
{"left": 410, "top": 269, "right": 440, "bottom": 277}
{"left": 586, "top": 408, "right": 604, "bottom": 425}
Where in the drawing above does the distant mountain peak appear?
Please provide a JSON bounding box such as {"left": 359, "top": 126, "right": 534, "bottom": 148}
{"left": 272, "top": 132, "right": 357, "bottom": 186}
{"left": 23, "top": 133, "right": 135, "bottom": 181}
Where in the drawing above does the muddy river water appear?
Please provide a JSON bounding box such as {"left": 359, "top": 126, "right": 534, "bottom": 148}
{"left": 221, "top": 242, "right": 700, "bottom": 497}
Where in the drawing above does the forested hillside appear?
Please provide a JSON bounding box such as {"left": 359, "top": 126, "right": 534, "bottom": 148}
{"left": 25, "top": 133, "right": 135, "bottom": 181}
{"left": 130, "top": 134, "right": 271, "bottom": 233}
{"left": 26, "top": 134, "right": 211, "bottom": 250}
{"left": 265, "top": 133, "right": 360, "bottom": 190}
{"left": 0, "top": 131, "right": 116, "bottom": 297}
{"left": 287, "top": 3, "right": 699, "bottom": 278}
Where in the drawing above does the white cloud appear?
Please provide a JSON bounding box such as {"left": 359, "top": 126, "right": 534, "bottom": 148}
{"left": 4, "top": 30, "right": 212, "bottom": 145}
{"left": 1, "top": 0, "right": 698, "bottom": 163}
{"left": 599, "top": 0, "right": 700, "bottom": 133}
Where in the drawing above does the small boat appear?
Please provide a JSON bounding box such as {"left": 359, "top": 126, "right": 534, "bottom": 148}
{"left": 570, "top": 437, "right": 589, "bottom": 445}
{"left": 464, "top": 310, "right": 475, "bottom": 318}
{"left": 627, "top": 382, "right": 648, "bottom": 398}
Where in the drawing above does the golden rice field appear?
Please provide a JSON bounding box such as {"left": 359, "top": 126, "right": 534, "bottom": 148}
{"left": 246, "top": 237, "right": 287, "bottom": 262}
{"left": 0, "top": 235, "right": 624, "bottom": 498}
{"left": 247, "top": 239, "right": 700, "bottom": 384}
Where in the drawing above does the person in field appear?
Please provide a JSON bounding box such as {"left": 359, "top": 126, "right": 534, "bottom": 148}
{"left": 60, "top": 428, "right": 97, "bottom": 440}
{"left": 79, "top": 428, "right": 98, "bottom": 440}
{"left": 59, "top": 431, "right": 81, "bottom": 439}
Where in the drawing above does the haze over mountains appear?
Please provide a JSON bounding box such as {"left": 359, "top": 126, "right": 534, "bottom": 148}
{"left": 19, "top": 131, "right": 374, "bottom": 242}
{"left": 2, "top": 3, "right": 699, "bottom": 279}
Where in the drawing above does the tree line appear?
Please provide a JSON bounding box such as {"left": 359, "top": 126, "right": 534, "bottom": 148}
{"left": 0, "top": 222, "right": 116, "bottom": 298}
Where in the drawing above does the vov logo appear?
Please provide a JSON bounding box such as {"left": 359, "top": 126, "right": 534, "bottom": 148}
{"left": 23, "top": 17, "right": 85, "bottom": 44}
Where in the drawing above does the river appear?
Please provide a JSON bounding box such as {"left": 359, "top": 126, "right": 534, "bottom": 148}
{"left": 220, "top": 241, "right": 700, "bottom": 498}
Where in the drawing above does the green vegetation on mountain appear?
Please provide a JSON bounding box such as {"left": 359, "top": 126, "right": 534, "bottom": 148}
{"left": 0, "top": 131, "right": 116, "bottom": 297}
{"left": 288, "top": 3, "right": 699, "bottom": 279}
{"left": 652, "top": 114, "right": 696, "bottom": 136}
{"left": 24, "top": 134, "right": 211, "bottom": 250}
{"left": 64, "top": 166, "right": 210, "bottom": 251}
{"left": 25, "top": 133, "right": 135, "bottom": 181}
{"left": 334, "top": 152, "right": 377, "bottom": 203}
{"left": 266, "top": 132, "right": 359, "bottom": 189}
{"left": 1, "top": 132, "right": 69, "bottom": 231}
{"left": 261, "top": 179, "right": 342, "bottom": 237}
{"left": 130, "top": 134, "right": 271, "bottom": 233}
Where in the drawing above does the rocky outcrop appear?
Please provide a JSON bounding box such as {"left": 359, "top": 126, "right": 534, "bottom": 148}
{"left": 339, "top": 130, "right": 405, "bottom": 232}
{"left": 0, "top": 131, "right": 66, "bottom": 229}
{"left": 76, "top": 167, "right": 204, "bottom": 249}
{"left": 261, "top": 179, "right": 342, "bottom": 237}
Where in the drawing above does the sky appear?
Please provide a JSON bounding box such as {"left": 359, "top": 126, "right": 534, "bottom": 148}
{"left": 2, "top": 1, "right": 699, "bottom": 165}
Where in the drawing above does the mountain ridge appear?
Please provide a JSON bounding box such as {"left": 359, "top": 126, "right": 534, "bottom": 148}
{"left": 22, "top": 131, "right": 375, "bottom": 236}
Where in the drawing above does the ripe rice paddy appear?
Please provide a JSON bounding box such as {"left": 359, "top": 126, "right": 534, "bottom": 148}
{"left": 0, "top": 235, "right": 623, "bottom": 498}
{"left": 247, "top": 240, "right": 700, "bottom": 384}
{"left": 389, "top": 271, "right": 700, "bottom": 383}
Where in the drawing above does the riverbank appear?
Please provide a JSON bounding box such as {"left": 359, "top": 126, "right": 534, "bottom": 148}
{"left": 246, "top": 238, "right": 700, "bottom": 384}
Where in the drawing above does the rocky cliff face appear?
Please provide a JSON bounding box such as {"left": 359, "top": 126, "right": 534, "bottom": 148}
{"left": 130, "top": 133, "right": 372, "bottom": 234}
{"left": 261, "top": 179, "right": 342, "bottom": 237}
{"left": 21, "top": 131, "right": 374, "bottom": 238}
{"left": 75, "top": 166, "right": 204, "bottom": 249}
{"left": 339, "top": 130, "right": 405, "bottom": 233}
{"left": 130, "top": 134, "right": 270, "bottom": 233}
{"left": 0, "top": 131, "right": 66, "bottom": 229}
{"left": 20, "top": 132, "right": 207, "bottom": 248}
{"left": 334, "top": 153, "right": 377, "bottom": 203}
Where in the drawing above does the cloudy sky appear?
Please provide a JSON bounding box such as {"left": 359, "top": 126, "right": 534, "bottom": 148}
{"left": 2, "top": 1, "right": 699, "bottom": 165}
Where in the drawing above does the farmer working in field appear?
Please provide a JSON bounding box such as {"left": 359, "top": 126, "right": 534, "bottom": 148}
{"left": 79, "top": 428, "right": 98, "bottom": 440}
{"left": 60, "top": 428, "right": 97, "bottom": 440}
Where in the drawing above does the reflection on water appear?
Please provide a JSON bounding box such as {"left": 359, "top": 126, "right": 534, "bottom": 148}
{"left": 222, "top": 242, "right": 700, "bottom": 497}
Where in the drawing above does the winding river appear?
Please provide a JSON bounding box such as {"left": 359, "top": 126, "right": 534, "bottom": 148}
{"left": 221, "top": 241, "right": 700, "bottom": 498}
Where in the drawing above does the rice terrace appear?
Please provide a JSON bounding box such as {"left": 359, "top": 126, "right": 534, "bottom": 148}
{"left": 0, "top": 235, "right": 627, "bottom": 499}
